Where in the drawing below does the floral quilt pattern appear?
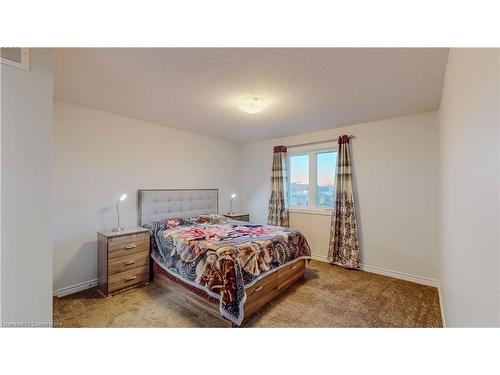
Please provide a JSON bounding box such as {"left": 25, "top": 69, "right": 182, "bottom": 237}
{"left": 145, "top": 215, "right": 311, "bottom": 325}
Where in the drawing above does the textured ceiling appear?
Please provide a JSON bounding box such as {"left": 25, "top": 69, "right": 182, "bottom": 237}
{"left": 54, "top": 48, "right": 448, "bottom": 143}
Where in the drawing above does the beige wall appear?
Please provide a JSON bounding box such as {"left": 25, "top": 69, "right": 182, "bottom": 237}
{"left": 1, "top": 49, "right": 54, "bottom": 323}
{"left": 288, "top": 212, "right": 331, "bottom": 261}
{"left": 439, "top": 48, "right": 500, "bottom": 327}
{"left": 241, "top": 111, "right": 440, "bottom": 280}
{"left": 53, "top": 101, "right": 241, "bottom": 293}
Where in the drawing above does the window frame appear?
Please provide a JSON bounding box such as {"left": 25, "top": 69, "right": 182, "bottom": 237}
{"left": 287, "top": 146, "right": 337, "bottom": 215}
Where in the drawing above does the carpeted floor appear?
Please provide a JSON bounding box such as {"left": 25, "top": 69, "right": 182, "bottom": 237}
{"left": 53, "top": 260, "right": 443, "bottom": 328}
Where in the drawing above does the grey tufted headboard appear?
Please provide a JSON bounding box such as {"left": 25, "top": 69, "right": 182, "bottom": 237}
{"left": 138, "top": 189, "right": 218, "bottom": 226}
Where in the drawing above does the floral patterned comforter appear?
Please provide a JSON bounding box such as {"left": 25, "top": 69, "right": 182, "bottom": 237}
{"left": 145, "top": 215, "right": 311, "bottom": 325}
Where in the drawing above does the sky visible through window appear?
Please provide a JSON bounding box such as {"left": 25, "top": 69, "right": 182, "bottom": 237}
{"left": 290, "top": 154, "right": 309, "bottom": 206}
{"left": 317, "top": 152, "right": 336, "bottom": 186}
{"left": 290, "top": 154, "right": 309, "bottom": 184}
{"left": 316, "top": 151, "right": 337, "bottom": 207}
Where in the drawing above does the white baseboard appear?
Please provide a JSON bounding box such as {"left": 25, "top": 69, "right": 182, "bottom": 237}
{"left": 310, "top": 254, "right": 329, "bottom": 263}
{"left": 53, "top": 279, "right": 98, "bottom": 297}
{"left": 310, "top": 252, "right": 439, "bottom": 287}
{"left": 55, "top": 256, "right": 440, "bottom": 301}
{"left": 438, "top": 282, "right": 447, "bottom": 327}
{"left": 359, "top": 264, "right": 439, "bottom": 287}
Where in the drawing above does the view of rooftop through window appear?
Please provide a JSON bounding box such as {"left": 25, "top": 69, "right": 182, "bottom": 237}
{"left": 289, "top": 151, "right": 337, "bottom": 208}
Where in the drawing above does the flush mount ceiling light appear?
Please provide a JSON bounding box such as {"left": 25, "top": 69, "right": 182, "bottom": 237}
{"left": 237, "top": 96, "right": 268, "bottom": 114}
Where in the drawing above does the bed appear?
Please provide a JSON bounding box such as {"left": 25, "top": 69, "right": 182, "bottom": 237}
{"left": 139, "top": 189, "right": 311, "bottom": 326}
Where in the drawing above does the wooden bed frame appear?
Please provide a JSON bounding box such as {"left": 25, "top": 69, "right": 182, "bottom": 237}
{"left": 138, "top": 188, "right": 307, "bottom": 326}
{"left": 153, "top": 259, "right": 306, "bottom": 326}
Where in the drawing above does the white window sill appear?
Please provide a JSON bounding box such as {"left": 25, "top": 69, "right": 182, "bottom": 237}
{"left": 289, "top": 208, "right": 332, "bottom": 216}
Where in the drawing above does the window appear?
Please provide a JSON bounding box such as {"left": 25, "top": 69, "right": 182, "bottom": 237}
{"left": 289, "top": 154, "right": 309, "bottom": 207}
{"left": 288, "top": 149, "right": 337, "bottom": 212}
{"left": 316, "top": 151, "right": 337, "bottom": 208}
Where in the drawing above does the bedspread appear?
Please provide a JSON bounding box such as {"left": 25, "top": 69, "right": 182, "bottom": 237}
{"left": 144, "top": 215, "right": 311, "bottom": 325}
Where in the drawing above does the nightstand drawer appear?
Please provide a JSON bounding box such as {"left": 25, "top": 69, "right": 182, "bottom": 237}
{"left": 108, "top": 234, "right": 149, "bottom": 259}
{"left": 108, "top": 266, "right": 149, "bottom": 293}
{"left": 108, "top": 252, "right": 149, "bottom": 275}
{"left": 224, "top": 214, "right": 250, "bottom": 222}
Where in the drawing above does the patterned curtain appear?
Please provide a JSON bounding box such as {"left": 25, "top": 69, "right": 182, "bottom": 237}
{"left": 267, "top": 146, "right": 289, "bottom": 227}
{"left": 328, "top": 135, "right": 360, "bottom": 268}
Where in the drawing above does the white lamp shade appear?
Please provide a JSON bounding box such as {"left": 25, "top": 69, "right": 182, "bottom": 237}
{"left": 231, "top": 193, "right": 237, "bottom": 199}
{"left": 119, "top": 193, "right": 128, "bottom": 201}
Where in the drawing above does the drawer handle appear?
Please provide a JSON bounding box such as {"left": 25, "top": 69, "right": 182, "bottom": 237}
{"left": 125, "top": 260, "right": 136, "bottom": 266}
{"left": 125, "top": 244, "right": 137, "bottom": 250}
{"left": 253, "top": 286, "right": 263, "bottom": 294}
{"left": 125, "top": 276, "right": 137, "bottom": 282}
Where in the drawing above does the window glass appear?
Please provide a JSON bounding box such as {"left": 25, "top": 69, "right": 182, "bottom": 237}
{"left": 289, "top": 154, "right": 309, "bottom": 207}
{"left": 316, "top": 151, "right": 337, "bottom": 207}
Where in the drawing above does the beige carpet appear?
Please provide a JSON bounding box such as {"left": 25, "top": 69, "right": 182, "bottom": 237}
{"left": 53, "top": 260, "right": 442, "bottom": 328}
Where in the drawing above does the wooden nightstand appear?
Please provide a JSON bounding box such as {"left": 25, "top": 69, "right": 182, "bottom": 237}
{"left": 223, "top": 213, "right": 250, "bottom": 222}
{"left": 97, "top": 227, "right": 151, "bottom": 297}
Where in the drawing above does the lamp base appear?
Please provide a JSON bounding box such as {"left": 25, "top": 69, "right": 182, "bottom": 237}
{"left": 112, "top": 227, "right": 124, "bottom": 232}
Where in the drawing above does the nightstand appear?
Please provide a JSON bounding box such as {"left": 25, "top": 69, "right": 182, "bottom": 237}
{"left": 223, "top": 213, "right": 250, "bottom": 222}
{"left": 97, "top": 227, "right": 151, "bottom": 297}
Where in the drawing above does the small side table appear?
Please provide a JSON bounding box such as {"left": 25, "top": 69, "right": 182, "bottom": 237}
{"left": 97, "top": 227, "right": 151, "bottom": 297}
{"left": 223, "top": 213, "right": 250, "bottom": 222}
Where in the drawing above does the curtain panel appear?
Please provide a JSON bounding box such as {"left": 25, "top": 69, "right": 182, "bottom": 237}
{"left": 267, "top": 145, "right": 289, "bottom": 227}
{"left": 328, "top": 135, "right": 360, "bottom": 268}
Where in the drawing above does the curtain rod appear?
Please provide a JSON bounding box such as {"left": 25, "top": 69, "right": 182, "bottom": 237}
{"left": 286, "top": 135, "right": 355, "bottom": 149}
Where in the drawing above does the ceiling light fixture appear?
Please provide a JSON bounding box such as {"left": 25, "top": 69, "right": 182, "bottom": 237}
{"left": 237, "top": 96, "right": 268, "bottom": 114}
